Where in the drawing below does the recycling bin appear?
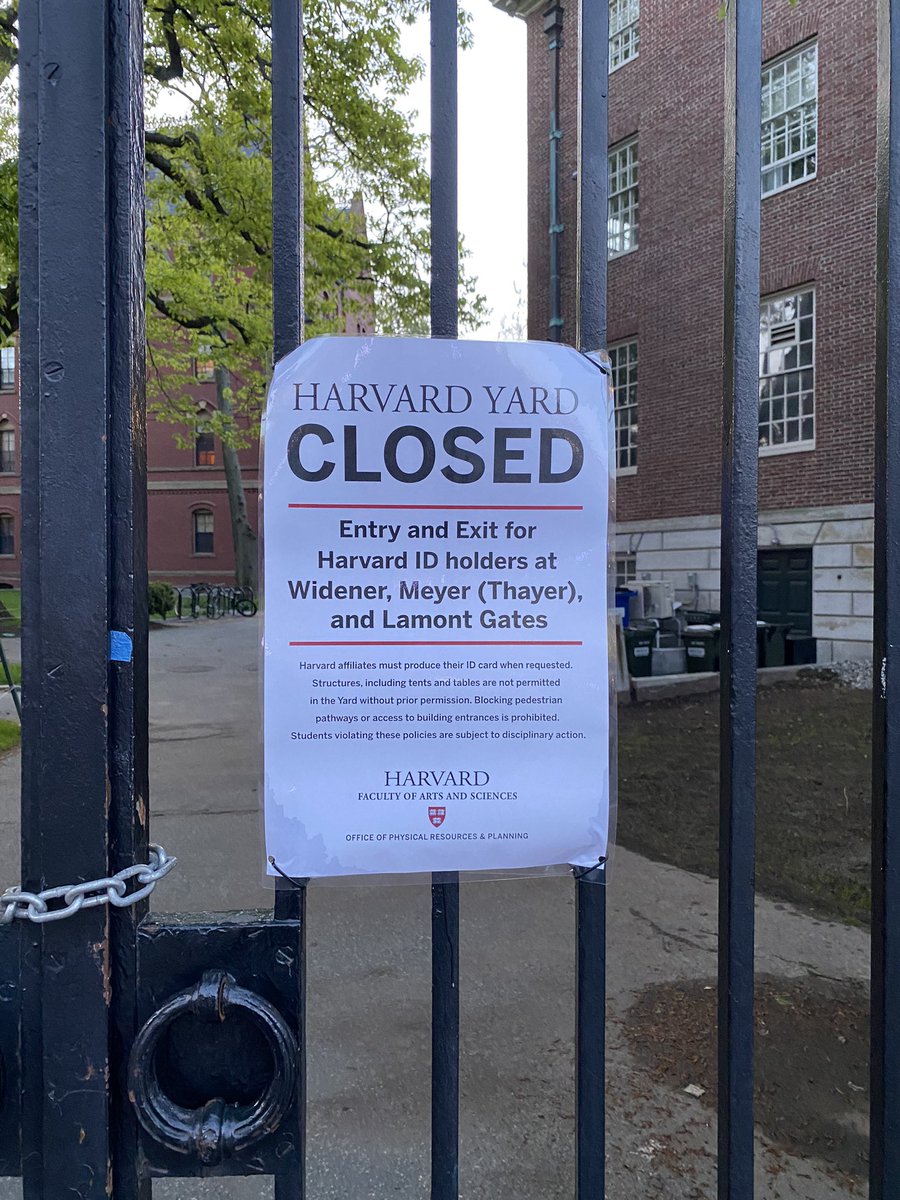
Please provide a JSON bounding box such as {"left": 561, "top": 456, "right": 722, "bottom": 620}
{"left": 624, "top": 626, "right": 655, "bottom": 678}
{"left": 759, "top": 622, "right": 791, "bottom": 667}
{"left": 683, "top": 627, "right": 719, "bottom": 673}
{"left": 786, "top": 631, "right": 817, "bottom": 665}
{"left": 615, "top": 588, "right": 638, "bottom": 628}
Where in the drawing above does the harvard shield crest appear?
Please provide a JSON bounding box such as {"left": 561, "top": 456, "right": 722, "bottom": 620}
{"left": 428, "top": 806, "right": 446, "bottom": 828}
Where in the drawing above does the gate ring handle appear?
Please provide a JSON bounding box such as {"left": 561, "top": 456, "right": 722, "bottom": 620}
{"left": 128, "top": 970, "right": 298, "bottom": 1165}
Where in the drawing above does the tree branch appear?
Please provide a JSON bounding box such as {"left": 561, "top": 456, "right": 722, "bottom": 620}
{"left": 145, "top": 139, "right": 270, "bottom": 259}
{"left": 149, "top": 289, "right": 250, "bottom": 346}
{"left": 146, "top": 1, "right": 184, "bottom": 84}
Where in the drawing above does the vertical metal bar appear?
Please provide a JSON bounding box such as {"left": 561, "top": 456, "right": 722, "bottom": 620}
{"left": 431, "top": 871, "right": 460, "bottom": 1200}
{"left": 719, "top": 0, "right": 761, "bottom": 1196}
{"left": 430, "top": 2, "right": 460, "bottom": 1197}
{"left": 107, "top": 0, "right": 150, "bottom": 1196}
{"left": 430, "top": 0, "right": 459, "bottom": 341}
{"left": 871, "top": 0, "right": 900, "bottom": 1193}
{"left": 19, "top": 1, "right": 144, "bottom": 1195}
{"left": 273, "top": 0, "right": 304, "bottom": 364}
{"left": 575, "top": 881, "right": 605, "bottom": 1197}
{"left": 575, "top": 1, "right": 608, "bottom": 1195}
{"left": 272, "top": 5, "right": 306, "bottom": 1197}
{"left": 546, "top": 4, "right": 564, "bottom": 342}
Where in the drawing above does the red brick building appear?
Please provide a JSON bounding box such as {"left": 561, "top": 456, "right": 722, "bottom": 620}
{"left": 492, "top": 0, "right": 876, "bottom": 661}
{"left": 0, "top": 291, "right": 371, "bottom": 591}
{"left": 0, "top": 348, "right": 262, "bottom": 590}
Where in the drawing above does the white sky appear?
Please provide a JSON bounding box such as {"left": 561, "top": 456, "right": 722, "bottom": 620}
{"left": 401, "top": 3, "right": 528, "bottom": 337}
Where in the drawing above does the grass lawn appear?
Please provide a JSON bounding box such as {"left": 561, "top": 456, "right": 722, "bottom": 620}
{"left": 0, "top": 589, "right": 20, "bottom": 621}
{"left": 0, "top": 718, "right": 20, "bottom": 755}
{"left": 617, "top": 675, "right": 872, "bottom": 925}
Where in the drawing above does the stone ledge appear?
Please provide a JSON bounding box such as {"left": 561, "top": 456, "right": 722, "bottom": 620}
{"left": 625, "top": 665, "right": 817, "bottom": 703}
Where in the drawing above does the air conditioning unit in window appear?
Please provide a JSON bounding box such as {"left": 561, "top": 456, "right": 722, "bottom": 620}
{"left": 637, "top": 578, "right": 674, "bottom": 622}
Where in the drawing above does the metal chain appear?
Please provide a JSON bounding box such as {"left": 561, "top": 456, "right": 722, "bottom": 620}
{"left": 0, "top": 844, "right": 176, "bottom": 925}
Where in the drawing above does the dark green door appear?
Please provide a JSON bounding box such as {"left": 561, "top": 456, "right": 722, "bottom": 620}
{"left": 757, "top": 547, "right": 813, "bottom": 633}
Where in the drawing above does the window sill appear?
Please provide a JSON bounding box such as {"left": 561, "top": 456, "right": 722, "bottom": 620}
{"left": 762, "top": 170, "right": 817, "bottom": 201}
{"left": 759, "top": 439, "right": 816, "bottom": 458}
{"left": 616, "top": 466, "right": 637, "bottom": 478}
{"left": 609, "top": 52, "right": 639, "bottom": 75}
{"left": 609, "top": 244, "right": 639, "bottom": 262}
{"left": 192, "top": 552, "right": 216, "bottom": 558}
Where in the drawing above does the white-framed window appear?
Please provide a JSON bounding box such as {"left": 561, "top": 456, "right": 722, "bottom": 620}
{"left": 609, "top": 340, "right": 638, "bottom": 471}
{"left": 609, "top": 0, "right": 639, "bottom": 71}
{"left": 0, "top": 513, "right": 13, "bottom": 556}
{"left": 759, "top": 288, "right": 815, "bottom": 453}
{"left": 0, "top": 427, "right": 13, "bottom": 474}
{"left": 0, "top": 347, "right": 14, "bottom": 392}
{"left": 761, "top": 42, "right": 818, "bottom": 197}
{"left": 195, "top": 428, "right": 216, "bottom": 467}
{"left": 608, "top": 137, "right": 639, "bottom": 258}
{"left": 616, "top": 553, "right": 637, "bottom": 588}
{"left": 193, "top": 508, "right": 214, "bottom": 554}
{"left": 195, "top": 350, "right": 215, "bottom": 383}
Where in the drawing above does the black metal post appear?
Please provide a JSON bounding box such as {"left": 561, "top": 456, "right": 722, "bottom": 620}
{"left": 575, "top": 0, "right": 608, "bottom": 1194}
{"left": 719, "top": 1, "right": 761, "bottom": 1197}
{"left": 273, "top": 0, "right": 304, "bottom": 365}
{"left": 107, "top": 0, "right": 150, "bottom": 1195}
{"left": 871, "top": 0, "right": 900, "bottom": 1194}
{"left": 272, "top": 4, "right": 306, "bottom": 1197}
{"left": 546, "top": 4, "right": 565, "bottom": 343}
{"left": 430, "top": 2, "right": 460, "bottom": 1196}
{"left": 18, "top": 2, "right": 146, "bottom": 1197}
{"left": 430, "top": 0, "right": 459, "bottom": 343}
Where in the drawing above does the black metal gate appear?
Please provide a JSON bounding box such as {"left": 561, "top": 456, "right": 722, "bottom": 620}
{"left": 0, "top": 0, "right": 899, "bottom": 1197}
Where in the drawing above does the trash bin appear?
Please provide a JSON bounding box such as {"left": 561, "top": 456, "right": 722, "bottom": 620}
{"left": 763, "top": 623, "right": 791, "bottom": 667}
{"left": 683, "top": 609, "right": 718, "bottom": 626}
{"left": 786, "top": 631, "right": 817, "bottom": 665}
{"left": 683, "top": 626, "right": 719, "bottom": 673}
{"left": 615, "top": 588, "right": 638, "bottom": 628}
{"left": 624, "top": 626, "right": 655, "bottom": 678}
{"left": 756, "top": 621, "right": 769, "bottom": 667}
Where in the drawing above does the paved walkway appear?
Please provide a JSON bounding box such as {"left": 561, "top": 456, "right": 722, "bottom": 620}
{"left": 0, "top": 620, "right": 868, "bottom": 1198}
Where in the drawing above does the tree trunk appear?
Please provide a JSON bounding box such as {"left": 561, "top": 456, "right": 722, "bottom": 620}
{"left": 215, "top": 366, "right": 258, "bottom": 591}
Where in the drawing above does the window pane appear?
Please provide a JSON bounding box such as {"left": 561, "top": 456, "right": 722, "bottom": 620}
{"left": 610, "top": 340, "right": 638, "bottom": 469}
{"left": 193, "top": 510, "right": 214, "bottom": 554}
{"left": 195, "top": 429, "right": 216, "bottom": 467}
{"left": 0, "top": 429, "right": 13, "bottom": 473}
{"left": 609, "top": 0, "right": 639, "bottom": 69}
{"left": 196, "top": 357, "right": 215, "bottom": 383}
{"left": 608, "top": 138, "right": 639, "bottom": 257}
{"left": 759, "top": 289, "right": 815, "bottom": 451}
{"left": 0, "top": 514, "right": 13, "bottom": 556}
{"left": 761, "top": 43, "right": 818, "bottom": 197}
{"left": 0, "top": 346, "right": 15, "bottom": 391}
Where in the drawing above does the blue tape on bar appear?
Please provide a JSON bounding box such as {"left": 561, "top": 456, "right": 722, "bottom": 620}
{"left": 109, "top": 631, "right": 133, "bottom": 663}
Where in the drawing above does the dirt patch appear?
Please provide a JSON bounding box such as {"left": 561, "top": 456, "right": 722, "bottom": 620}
{"left": 623, "top": 974, "right": 869, "bottom": 1183}
{"left": 617, "top": 677, "right": 872, "bottom": 924}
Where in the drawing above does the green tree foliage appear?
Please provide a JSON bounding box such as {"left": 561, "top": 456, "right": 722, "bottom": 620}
{"left": 0, "top": 1, "right": 486, "bottom": 442}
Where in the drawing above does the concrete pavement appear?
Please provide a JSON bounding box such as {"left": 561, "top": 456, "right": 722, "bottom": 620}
{"left": 0, "top": 619, "right": 869, "bottom": 1198}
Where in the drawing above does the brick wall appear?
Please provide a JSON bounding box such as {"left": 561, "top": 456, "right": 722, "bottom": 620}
{"left": 524, "top": 0, "right": 876, "bottom": 522}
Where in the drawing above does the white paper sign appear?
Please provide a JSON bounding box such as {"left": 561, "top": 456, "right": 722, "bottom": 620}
{"left": 262, "top": 336, "right": 611, "bottom": 878}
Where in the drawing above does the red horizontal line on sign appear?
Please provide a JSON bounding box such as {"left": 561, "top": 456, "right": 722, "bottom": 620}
{"left": 287, "top": 504, "right": 583, "bottom": 511}
{"left": 289, "top": 640, "right": 584, "bottom": 646}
